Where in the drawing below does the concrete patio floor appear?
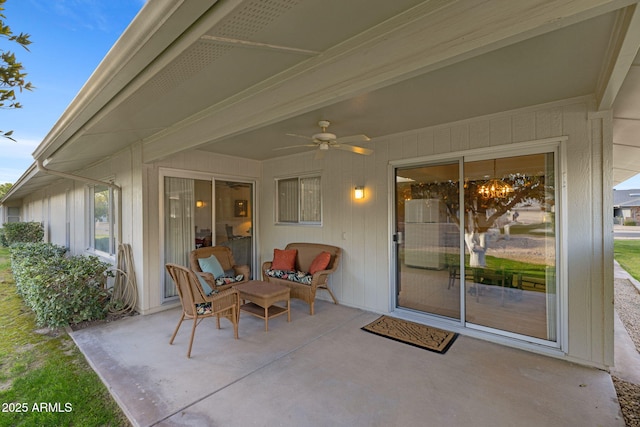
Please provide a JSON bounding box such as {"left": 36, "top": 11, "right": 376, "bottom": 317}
{"left": 69, "top": 298, "right": 630, "bottom": 427}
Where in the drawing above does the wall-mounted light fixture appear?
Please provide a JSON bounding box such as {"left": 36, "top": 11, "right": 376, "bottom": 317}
{"left": 196, "top": 200, "right": 205, "bottom": 208}
{"left": 354, "top": 186, "right": 365, "bottom": 200}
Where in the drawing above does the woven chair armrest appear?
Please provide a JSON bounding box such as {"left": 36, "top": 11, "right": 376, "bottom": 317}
{"left": 197, "top": 271, "right": 215, "bottom": 281}
{"left": 261, "top": 261, "right": 273, "bottom": 279}
{"left": 234, "top": 264, "right": 250, "bottom": 278}
{"left": 310, "top": 271, "right": 331, "bottom": 288}
{"left": 206, "top": 288, "right": 239, "bottom": 312}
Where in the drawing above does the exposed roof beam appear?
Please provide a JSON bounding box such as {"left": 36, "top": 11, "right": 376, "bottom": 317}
{"left": 597, "top": 3, "right": 640, "bottom": 110}
{"left": 613, "top": 141, "right": 640, "bottom": 149}
{"left": 199, "top": 35, "right": 320, "bottom": 56}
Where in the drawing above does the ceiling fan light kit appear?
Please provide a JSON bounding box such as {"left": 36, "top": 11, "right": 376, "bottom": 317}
{"left": 313, "top": 132, "right": 337, "bottom": 142}
{"left": 279, "top": 120, "right": 373, "bottom": 157}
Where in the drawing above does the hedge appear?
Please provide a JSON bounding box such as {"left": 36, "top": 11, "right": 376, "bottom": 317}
{"left": 10, "top": 243, "right": 111, "bottom": 328}
{"left": 1, "top": 221, "right": 44, "bottom": 246}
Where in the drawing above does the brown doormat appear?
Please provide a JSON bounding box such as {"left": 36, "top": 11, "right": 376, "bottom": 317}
{"left": 361, "top": 315, "right": 457, "bottom": 354}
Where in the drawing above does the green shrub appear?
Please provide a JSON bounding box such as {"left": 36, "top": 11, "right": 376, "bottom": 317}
{"left": 10, "top": 243, "right": 68, "bottom": 295}
{"left": 10, "top": 243, "right": 110, "bottom": 328}
{"left": 624, "top": 219, "right": 637, "bottom": 226}
{"left": 3, "top": 221, "right": 44, "bottom": 245}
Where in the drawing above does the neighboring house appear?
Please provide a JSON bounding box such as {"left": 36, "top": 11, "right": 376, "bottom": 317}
{"left": 614, "top": 189, "right": 640, "bottom": 224}
{"left": 3, "top": 0, "right": 640, "bottom": 370}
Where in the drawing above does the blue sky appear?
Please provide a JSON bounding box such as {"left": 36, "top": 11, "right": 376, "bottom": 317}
{"left": 0, "top": 0, "right": 144, "bottom": 184}
{"left": 616, "top": 174, "right": 640, "bottom": 190}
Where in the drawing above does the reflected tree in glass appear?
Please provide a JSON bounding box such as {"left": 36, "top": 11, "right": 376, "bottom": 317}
{"left": 409, "top": 172, "right": 552, "bottom": 267}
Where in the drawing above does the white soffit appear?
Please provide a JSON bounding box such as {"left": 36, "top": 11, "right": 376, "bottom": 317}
{"left": 20, "top": 0, "right": 640, "bottom": 192}
{"left": 141, "top": 1, "right": 627, "bottom": 163}
{"left": 200, "top": 12, "right": 616, "bottom": 160}
{"left": 613, "top": 48, "right": 640, "bottom": 185}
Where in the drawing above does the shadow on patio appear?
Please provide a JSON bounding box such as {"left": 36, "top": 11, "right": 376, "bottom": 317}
{"left": 70, "top": 299, "right": 624, "bottom": 427}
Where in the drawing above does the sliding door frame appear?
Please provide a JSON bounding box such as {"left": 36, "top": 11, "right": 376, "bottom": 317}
{"left": 159, "top": 167, "right": 258, "bottom": 304}
{"left": 389, "top": 137, "right": 568, "bottom": 351}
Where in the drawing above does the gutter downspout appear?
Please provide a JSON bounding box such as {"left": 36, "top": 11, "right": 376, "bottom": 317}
{"left": 36, "top": 159, "right": 123, "bottom": 250}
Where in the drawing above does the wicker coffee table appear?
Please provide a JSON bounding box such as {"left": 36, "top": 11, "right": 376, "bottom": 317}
{"left": 233, "top": 280, "right": 290, "bottom": 331}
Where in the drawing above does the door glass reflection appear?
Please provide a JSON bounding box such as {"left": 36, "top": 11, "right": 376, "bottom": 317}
{"left": 396, "top": 162, "right": 461, "bottom": 320}
{"left": 464, "top": 154, "right": 556, "bottom": 340}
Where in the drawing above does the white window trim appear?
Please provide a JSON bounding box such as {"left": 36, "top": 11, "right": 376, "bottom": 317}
{"left": 86, "top": 183, "right": 116, "bottom": 257}
{"left": 275, "top": 173, "right": 322, "bottom": 225}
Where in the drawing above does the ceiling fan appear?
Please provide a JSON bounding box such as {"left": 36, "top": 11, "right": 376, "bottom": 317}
{"left": 276, "top": 120, "right": 372, "bottom": 159}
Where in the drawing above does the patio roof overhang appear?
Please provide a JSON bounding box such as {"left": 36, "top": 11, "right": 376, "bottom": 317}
{"left": 4, "top": 0, "right": 640, "bottom": 202}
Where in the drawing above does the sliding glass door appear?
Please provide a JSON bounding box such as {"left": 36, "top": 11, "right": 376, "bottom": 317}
{"left": 164, "top": 177, "right": 196, "bottom": 298}
{"left": 394, "top": 150, "right": 558, "bottom": 343}
{"left": 463, "top": 153, "right": 556, "bottom": 341}
{"left": 213, "top": 180, "right": 253, "bottom": 270}
{"left": 163, "top": 175, "right": 254, "bottom": 300}
{"left": 395, "top": 162, "right": 461, "bottom": 319}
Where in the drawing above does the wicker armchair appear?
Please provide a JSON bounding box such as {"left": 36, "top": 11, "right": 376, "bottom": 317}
{"left": 190, "top": 246, "right": 250, "bottom": 292}
{"left": 165, "top": 263, "right": 240, "bottom": 358}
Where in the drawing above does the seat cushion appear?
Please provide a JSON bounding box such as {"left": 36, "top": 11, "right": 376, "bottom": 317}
{"left": 265, "top": 269, "right": 312, "bottom": 285}
{"left": 215, "top": 274, "right": 244, "bottom": 286}
{"left": 309, "top": 251, "right": 331, "bottom": 275}
{"left": 271, "top": 248, "right": 297, "bottom": 270}
{"left": 198, "top": 255, "right": 225, "bottom": 279}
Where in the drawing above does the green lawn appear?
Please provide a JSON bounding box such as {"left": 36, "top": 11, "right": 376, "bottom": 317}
{"left": 484, "top": 255, "right": 548, "bottom": 278}
{"left": 614, "top": 239, "right": 640, "bottom": 282}
{"left": 0, "top": 248, "right": 129, "bottom": 427}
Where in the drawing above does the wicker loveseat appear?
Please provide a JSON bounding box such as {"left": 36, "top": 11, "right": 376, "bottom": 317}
{"left": 190, "top": 246, "right": 250, "bottom": 292}
{"left": 262, "top": 242, "right": 341, "bottom": 315}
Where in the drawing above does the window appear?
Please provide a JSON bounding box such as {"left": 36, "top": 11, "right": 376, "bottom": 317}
{"left": 88, "top": 184, "right": 115, "bottom": 255}
{"left": 7, "top": 207, "right": 20, "bottom": 223}
{"left": 276, "top": 175, "right": 321, "bottom": 224}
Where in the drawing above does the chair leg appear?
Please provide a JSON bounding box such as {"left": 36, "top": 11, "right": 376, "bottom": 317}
{"left": 187, "top": 315, "right": 198, "bottom": 358}
{"left": 309, "top": 301, "right": 314, "bottom": 315}
{"left": 232, "top": 305, "right": 239, "bottom": 339}
{"left": 321, "top": 285, "right": 339, "bottom": 305}
{"left": 169, "top": 313, "right": 185, "bottom": 345}
{"left": 448, "top": 266, "right": 457, "bottom": 289}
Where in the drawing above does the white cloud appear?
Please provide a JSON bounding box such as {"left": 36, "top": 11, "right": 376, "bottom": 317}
{"left": 50, "top": 0, "right": 135, "bottom": 34}
{"left": 1, "top": 138, "right": 39, "bottom": 160}
{"left": 0, "top": 138, "right": 38, "bottom": 183}
{"left": 0, "top": 166, "right": 31, "bottom": 184}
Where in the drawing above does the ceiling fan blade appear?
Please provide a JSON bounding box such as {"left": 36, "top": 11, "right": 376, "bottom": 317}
{"left": 285, "top": 133, "right": 313, "bottom": 140}
{"left": 335, "top": 134, "right": 370, "bottom": 144}
{"left": 273, "top": 144, "right": 316, "bottom": 151}
{"left": 333, "top": 144, "right": 373, "bottom": 155}
{"left": 314, "top": 149, "right": 326, "bottom": 160}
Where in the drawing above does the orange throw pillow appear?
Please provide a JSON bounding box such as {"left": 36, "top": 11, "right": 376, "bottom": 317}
{"left": 272, "top": 248, "right": 297, "bottom": 271}
{"left": 309, "top": 251, "right": 331, "bottom": 275}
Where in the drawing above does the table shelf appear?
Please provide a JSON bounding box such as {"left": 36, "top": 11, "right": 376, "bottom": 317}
{"left": 241, "top": 302, "right": 288, "bottom": 319}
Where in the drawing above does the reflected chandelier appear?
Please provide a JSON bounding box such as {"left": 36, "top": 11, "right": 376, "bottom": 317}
{"left": 478, "top": 160, "right": 513, "bottom": 198}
